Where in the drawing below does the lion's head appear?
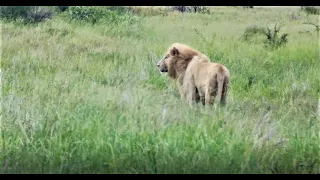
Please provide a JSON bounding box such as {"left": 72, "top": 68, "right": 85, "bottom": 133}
{"left": 156, "top": 43, "right": 200, "bottom": 79}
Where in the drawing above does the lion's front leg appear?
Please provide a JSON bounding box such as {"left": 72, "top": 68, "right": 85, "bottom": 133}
{"left": 184, "top": 80, "right": 197, "bottom": 107}
{"left": 187, "top": 86, "right": 197, "bottom": 107}
{"left": 179, "top": 84, "right": 198, "bottom": 108}
{"left": 178, "top": 85, "right": 186, "bottom": 99}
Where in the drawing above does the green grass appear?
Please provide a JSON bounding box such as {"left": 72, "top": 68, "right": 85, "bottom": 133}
{"left": 1, "top": 7, "right": 319, "bottom": 174}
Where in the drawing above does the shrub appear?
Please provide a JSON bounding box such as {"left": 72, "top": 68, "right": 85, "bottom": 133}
{"left": 241, "top": 25, "right": 266, "bottom": 41}
{"left": 58, "top": 6, "right": 69, "bottom": 12}
{"left": 0, "top": 6, "right": 31, "bottom": 19}
{"left": 303, "top": 22, "right": 320, "bottom": 38}
{"left": 170, "top": 6, "right": 210, "bottom": 14}
{"left": 189, "top": 6, "right": 210, "bottom": 13}
{"left": 27, "top": 8, "right": 55, "bottom": 23}
{"left": 65, "top": 6, "right": 142, "bottom": 28}
{"left": 242, "top": 24, "right": 288, "bottom": 49}
{"left": 67, "top": 6, "right": 110, "bottom": 24}
{"left": 264, "top": 24, "right": 288, "bottom": 48}
{"left": 170, "top": 6, "right": 188, "bottom": 13}
{"left": 105, "top": 6, "right": 130, "bottom": 14}
{"left": 301, "top": 6, "right": 320, "bottom": 15}
{"left": 0, "top": 6, "right": 55, "bottom": 23}
{"left": 128, "top": 6, "right": 168, "bottom": 17}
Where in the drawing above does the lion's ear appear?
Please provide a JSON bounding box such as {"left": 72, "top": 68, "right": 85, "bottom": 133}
{"left": 170, "top": 47, "right": 179, "bottom": 56}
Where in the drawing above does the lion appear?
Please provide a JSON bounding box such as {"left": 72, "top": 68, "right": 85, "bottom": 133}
{"left": 156, "top": 43, "right": 230, "bottom": 107}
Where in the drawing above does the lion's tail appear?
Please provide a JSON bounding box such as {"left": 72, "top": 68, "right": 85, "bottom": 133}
{"left": 216, "top": 67, "right": 228, "bottom": 104}
{"left": 216, "top": 75, "right": 224, "bottom": 103}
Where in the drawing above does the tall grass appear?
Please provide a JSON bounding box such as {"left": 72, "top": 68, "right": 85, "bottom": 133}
{"left": 1, "top": 7, "right": 319, "bottom": 174}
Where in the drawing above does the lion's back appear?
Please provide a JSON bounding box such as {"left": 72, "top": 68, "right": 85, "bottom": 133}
{"left": 188, "top": 56, "right": 229, "bottom": 83}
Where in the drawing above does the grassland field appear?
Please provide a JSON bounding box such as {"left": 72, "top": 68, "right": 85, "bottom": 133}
{"left": 1, "top": 6, "right": 319, "bottom": 173}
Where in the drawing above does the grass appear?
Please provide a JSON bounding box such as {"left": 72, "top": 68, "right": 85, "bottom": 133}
{"left": 1, "top": 7, "right": 319, "bottom": 174}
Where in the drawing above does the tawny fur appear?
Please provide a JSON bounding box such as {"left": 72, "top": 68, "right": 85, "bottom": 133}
{"left": 156, "top": 43, "right": 230, "bottom": 107}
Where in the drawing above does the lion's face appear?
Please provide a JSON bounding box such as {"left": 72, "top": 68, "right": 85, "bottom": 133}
{"left": 156, "top": 55, "right": 169, "bottom": 72}
{"left": 156, "top": 47, "right": 180, "bottom": 73}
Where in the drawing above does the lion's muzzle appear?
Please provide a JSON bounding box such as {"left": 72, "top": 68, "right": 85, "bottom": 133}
{"left": 156, "top": 60, "right": 168, "bottom": 72}
{"left": 159, "top": 67, "right": 168, "bottom": 72}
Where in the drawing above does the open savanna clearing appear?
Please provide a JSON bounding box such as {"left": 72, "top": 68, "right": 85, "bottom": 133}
{"left": 1, "top": 6, "right": 319, "bottom": 173}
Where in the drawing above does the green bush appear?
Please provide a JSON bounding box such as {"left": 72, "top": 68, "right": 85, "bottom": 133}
{"left": 58, "top": 6, "right": 69, "bottom": 12}
{"left": 242, "top": 24, "right": 288, "bottom": 49}
{"left": 67, "top": 6, "right": 110, "bottom": 24}
{"left": 127, "top": 6, "right": 169, "bottom": 17}
{"left": 302, "top": 6, "right": 320, "bottom": 15}
{"left": 0, "top": 6, "right": 31, "bottom": 19}
{"left": 105, "top": 6, "right": 130, "bottom": 14}
{"left": 241, "top": 25, "right": 266, "bottom": 41}
{"left": 264, "top": 24, "right": 288, "bottom": 48}
{"left": 170, "top": 6, "right": 210, "bottom": 14}
{"left": 66, "top": 6, "right": 140, "bottom": 26}
{"left": 0, "top": 6, "right": 55, "bottom": 23}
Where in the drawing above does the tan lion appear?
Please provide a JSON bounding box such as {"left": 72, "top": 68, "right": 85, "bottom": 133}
{"left": 156, "top": 43, "right": 230, "bottom": 107}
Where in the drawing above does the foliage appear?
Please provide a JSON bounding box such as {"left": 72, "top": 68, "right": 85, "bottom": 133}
{"left": 58, "top": 6, "right": 69, "bottom": 12}
{"left": 301, "top": 6, "right": 320, "bottom": 15}
{"left": 128, "top": 6, "right": 169, "bottom": 16}
{"left": 0, "top": 6, "right": 55, "bottom": 23}
{"left": 65, "top": 6, "right": 141, "bottom": 26}
{"left": 170, "top": 6, "right": 210, "bottom": 14}
{"left": 242, "top": 24, "right": 289, "bottom": 49}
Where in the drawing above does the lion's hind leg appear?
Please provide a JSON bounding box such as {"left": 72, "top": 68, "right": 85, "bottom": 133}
{"left": 220, "top": 75, "right": 229, "bottom": 105}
